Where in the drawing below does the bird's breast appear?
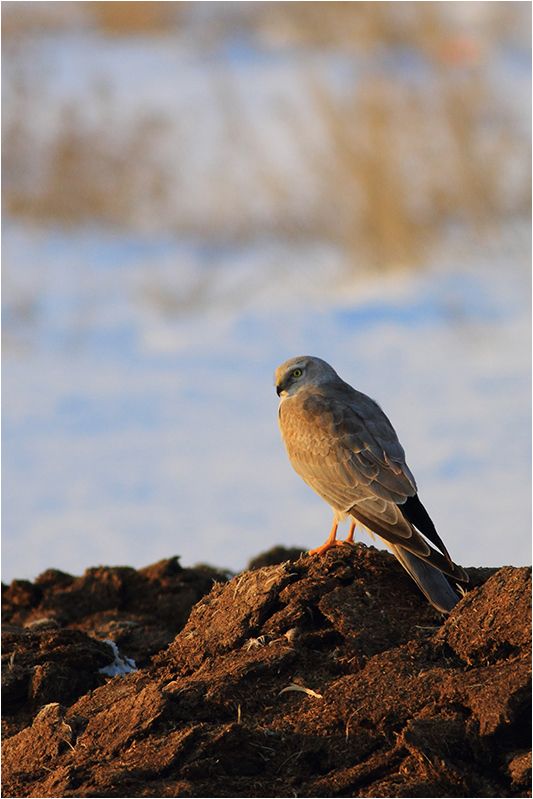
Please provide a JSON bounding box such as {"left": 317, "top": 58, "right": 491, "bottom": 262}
{"left": 279, "top": 393, "right": 334, "bottom": 459}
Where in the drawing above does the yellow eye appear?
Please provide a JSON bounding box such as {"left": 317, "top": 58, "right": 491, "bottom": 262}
{"left": 292, "top": 368, "right": 302, "bottom": 378}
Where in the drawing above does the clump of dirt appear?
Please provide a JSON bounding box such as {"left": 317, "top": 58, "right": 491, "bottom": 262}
{"left": 2, "top": 545, "right": 531, "bottom": 798}
{"left": 3, "top": 557, "right": 229, "bottom": 668}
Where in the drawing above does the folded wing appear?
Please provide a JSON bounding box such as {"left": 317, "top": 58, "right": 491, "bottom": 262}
{"left": 279, "top": 382, "right": 468, "bottom": 584}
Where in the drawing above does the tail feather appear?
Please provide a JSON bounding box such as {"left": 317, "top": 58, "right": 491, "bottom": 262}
{"left": 350, "top": 507, "right": 469, "bottom": 584}
{"left": 398, "top": 494, "right": 452, "bottom": 564}
{"left": 389, "top": 543, "right": 461, "bottom": 613}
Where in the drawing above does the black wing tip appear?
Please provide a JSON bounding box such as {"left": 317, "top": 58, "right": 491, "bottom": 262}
{"left": 399, "top": 494, "right": 453, "bottom": 562}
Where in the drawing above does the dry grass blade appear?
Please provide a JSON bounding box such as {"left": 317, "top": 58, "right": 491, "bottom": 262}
{"left": 279, "top": 682, "right": 323, "bottom": 699}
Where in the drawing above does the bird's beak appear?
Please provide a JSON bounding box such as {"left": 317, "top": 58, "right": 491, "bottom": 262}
{"left": 276, "top": 380, "right": 289, "bottom": 397}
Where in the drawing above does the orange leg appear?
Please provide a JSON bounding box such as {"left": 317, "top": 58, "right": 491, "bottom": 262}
{"left": 309, "top": 519, "right": 353, "bottom": 556}
{"left": 344, "top": 520, "right": 356, "bottom": 545}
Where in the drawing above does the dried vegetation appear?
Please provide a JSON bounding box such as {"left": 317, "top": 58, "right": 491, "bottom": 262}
{"left": 3, "top": 2, "right": 530, "bottom": 271}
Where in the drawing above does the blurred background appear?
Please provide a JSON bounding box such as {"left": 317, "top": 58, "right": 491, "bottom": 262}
{"left": 2, "top": 1, "right": 531, "bottom": 582}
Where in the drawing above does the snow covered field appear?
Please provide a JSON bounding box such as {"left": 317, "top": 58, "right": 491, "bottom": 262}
{"left": 3, "top": 3, "right": 531, "bottom": 581}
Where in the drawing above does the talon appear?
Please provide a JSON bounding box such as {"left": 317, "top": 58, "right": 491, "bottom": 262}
{"left": 309, "top": 539, "right": 346, "bottom": 556}
{"left": 309, "top": 520, "right": 339, "bottom": 556}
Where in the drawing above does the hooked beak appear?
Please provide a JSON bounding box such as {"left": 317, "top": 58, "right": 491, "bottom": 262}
{"left": 276, "top": 383, "right": 282, "bottom": 397}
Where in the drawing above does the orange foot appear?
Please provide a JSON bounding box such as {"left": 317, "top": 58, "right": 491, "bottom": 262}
{"left": 308, "top": 520, "right": 357, "bottom": 556}
{"left": 309, "top": 539, "right": 348, "bottom": 556}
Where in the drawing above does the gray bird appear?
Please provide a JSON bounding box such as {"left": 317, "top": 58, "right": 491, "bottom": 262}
{"left": 275, "top": 355, "right": 468, "bottom": 613}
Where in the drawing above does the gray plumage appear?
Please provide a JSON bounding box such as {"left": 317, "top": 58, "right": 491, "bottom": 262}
{"left": 275, "top": 355, "right": 468, "bottom": 613}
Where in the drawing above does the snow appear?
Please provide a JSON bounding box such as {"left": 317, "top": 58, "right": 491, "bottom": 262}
{"left": 2, "top": 8, "right": 530, "bottom": 581}
{"left": 99, "top": 640, "right": 137, "bottom": 677}
{"left": 3, "top": 221, "right": 530, "bottom": 580}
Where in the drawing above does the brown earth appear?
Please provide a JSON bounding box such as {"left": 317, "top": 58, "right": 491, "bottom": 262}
{"left": 1, "top": 544, "right": 531, "bottom": 798}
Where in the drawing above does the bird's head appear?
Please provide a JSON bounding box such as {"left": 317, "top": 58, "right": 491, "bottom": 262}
{"left": 274, "top": 355, "right": 339, "bottom": 398}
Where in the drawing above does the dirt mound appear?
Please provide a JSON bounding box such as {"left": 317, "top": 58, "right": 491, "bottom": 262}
{"left": 2, "top": 557, "right": 229, "bottom": 668}
{"left": 2, "top": 545, "right": 531, "bottom": 797}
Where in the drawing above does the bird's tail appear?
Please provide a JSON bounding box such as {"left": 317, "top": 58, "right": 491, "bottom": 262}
{"left": 390, "top": 544, "right": 462, "bottom": 613}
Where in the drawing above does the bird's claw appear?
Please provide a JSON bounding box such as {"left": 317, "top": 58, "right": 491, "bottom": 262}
{"left": 309, "top": 539, "right": 354, "bottom": 556}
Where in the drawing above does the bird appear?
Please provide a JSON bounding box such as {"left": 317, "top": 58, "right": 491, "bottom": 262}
{"left": 274, "top": 355, "right": 469, "bottom": 613}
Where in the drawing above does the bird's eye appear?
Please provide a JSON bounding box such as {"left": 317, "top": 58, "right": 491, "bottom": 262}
{"left": 292, "top": 368, "right": 302, "bottom": 378}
